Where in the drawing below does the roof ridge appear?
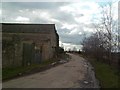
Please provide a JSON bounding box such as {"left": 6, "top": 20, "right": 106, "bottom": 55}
{"left": 2, "top": 23, "right": 57, "bottom": 33}
{"left": 2, "top": 23, "right": 55, "bottom": 25}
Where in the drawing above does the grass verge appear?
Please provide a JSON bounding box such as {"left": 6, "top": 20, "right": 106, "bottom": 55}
{"left": 3, "top": 60, "right": 55, "bottom": 81}
{"left": 3, "top": 53, "right": 70, "bottom": 81}
{"left": 89, "top": 59, "right": 119, "bottom": 88}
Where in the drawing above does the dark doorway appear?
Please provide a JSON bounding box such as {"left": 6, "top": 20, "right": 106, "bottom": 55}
{"left": 34, "top": 46, "right": 42, "bottom": 64}
{"left": 23, "top": 43, "right": 34, "bottom": 66}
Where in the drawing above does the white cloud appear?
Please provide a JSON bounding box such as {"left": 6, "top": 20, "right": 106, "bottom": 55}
{"left": 15, "top": 16, "right": 30, "bottom": 22}
{"left": 59, "top": 40, "right": 83, "bottom": 51}
{"left": 83, "top": 27, "right": 95, "bottom": 32}
{"left": 19, "top": 10, "right": 24, "bottom": 13}
{"left": 61, "top": 23, "right": 77, "bottom": 30}
{"left": 75, "top": 15, "right": 92, "bottom": 24}
{"left": 31, "top": 10, "right": 51, "bottom": 19}
{"left": 62, "top": 42, "right": 83, "bottom": 51}
{"left": 69, "top": 28, "right": 78, "bottom": 35}
{"left": 0, "top": 9, "right": 2, "bottom": 15}
{"left": 112, "top": 1, "right": 118, "bottom": 20}
{"left": 59, "top": 2, "right": 100, "bottom": 24}
{"left": 59, "top": 5, "right": 74, "bottom": 13}
{"left": 78, "top": 32, "right": 82, "bottom": 35}
{"left": 0, "top": 9, "right": 1, "bottom": 21}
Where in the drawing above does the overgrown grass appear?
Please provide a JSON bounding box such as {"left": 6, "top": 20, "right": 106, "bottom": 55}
{"left": 3, "top": 53, "right": 70, "bottom": 81}
{"left": 89, "top": 59, "right": 119, "bottom": 88}
{"left": 2, "top": 58, "right": 58, "bottom": 81}
{"left": 3, "top": 65, "right": 42, "bottom": 80}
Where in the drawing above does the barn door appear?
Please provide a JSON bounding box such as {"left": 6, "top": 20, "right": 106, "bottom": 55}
{"left": 34, "top": 46, "right": 42, "bottom": 64}
{"left": 23, "top": 43, "right": 34, "bottom": 66}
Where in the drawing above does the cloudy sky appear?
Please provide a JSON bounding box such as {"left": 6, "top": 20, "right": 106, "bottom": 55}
{"left": 1, "top": 0, "right": 118, "bottom": 51}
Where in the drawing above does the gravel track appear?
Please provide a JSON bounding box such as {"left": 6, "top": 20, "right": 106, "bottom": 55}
{"left": 3, "top": 53, "right": 100, "bottom": 88}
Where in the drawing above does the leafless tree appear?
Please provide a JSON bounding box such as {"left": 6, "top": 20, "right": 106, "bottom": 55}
{"left": 93, "top": 2, "right": 118, "bottom": 64}
{"left": 82, "top": 2, "right": 118, "bottom": 65}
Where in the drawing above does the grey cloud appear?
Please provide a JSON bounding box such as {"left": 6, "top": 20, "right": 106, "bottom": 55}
{"left": 2, "top": 2, "right": 69, "bottom": 10}
{"left": 2, "top": 2, "right": 76, "bottom": 24}
{"left": 58, "top": 27, "right": 85, "bottom": 45}
{"left": 52, "top": 11, "right": 77, "bottom": 24}
{"left": 2, "top": 2, "right": 95, "bottom": 47}
{"left": 60, "top": 33, "right": 83, "bottom": 45}
{"left": 58, "top": 24, "right": 93, "bottom": 45}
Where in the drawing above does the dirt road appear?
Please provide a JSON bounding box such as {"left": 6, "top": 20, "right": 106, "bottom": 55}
{"left": 3, "top": 53, "right": 99, "bottom": 88}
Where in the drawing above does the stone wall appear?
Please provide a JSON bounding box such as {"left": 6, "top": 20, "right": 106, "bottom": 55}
{"left": 2, "top": 34, "right": 23, "bottom": 68}
{"left": 2, "top": 24, "right": 59, "bottom": 68}
{"left": 2, "top": 32, "right": 58, "bottom": 68}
